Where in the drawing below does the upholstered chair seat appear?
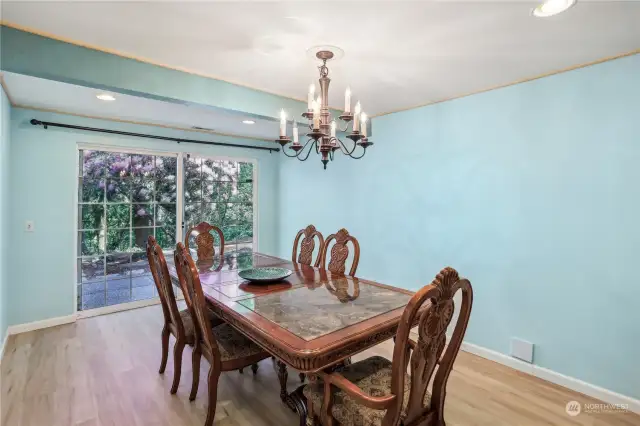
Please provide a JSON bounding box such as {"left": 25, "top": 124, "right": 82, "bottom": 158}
{"left": 210, "top": 323, "right": 267, "bottom": 361}
{"left": 178, "top": 308, "right": 222, "bottom": 345}
{"left": 304, "top": 356, "right": 431, "bottom": 426}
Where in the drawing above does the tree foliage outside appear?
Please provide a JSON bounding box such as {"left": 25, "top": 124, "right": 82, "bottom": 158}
{"left": 77, "top": 150, "right": 255, "bottom": 302}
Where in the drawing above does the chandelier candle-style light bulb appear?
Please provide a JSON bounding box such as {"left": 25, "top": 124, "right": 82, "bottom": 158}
{"left": 353, "top": 101, "right": 362, "bottom": 132}
{"left": 313, "top": 97, "right": 321, "bottom": 129}
{"left": 345, "top": 88, "right": 351, "bottom": 113}
{"left": 331, "top": 120, "right": 337, "bottom": 138}
{"left": 293, "top": 121, "right": 299, "bottom": 144}
{"left": 308, "top": 84, "right": 315, "bottom": 110}
{"left": 280, "top": 110, "right": 287, "bottom": 137}
{"left": 361, "top": 113, "right": 368, "bottom": 137}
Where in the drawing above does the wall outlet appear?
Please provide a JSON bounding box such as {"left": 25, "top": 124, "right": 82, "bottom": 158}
{"left": 510, "top": 338, "right": 534, "bottom": 363}
{"left": 25, "top": 220, "right": 35, "bottom": 232}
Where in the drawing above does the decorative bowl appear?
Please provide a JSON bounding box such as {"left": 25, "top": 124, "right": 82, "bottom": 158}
{"left": 238, "top": 267, "right": 292, "bottom": 284}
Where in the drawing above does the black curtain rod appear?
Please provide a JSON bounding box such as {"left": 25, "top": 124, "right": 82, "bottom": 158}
{"left": 29, "top": 119, "right": 279, "bottom": 153}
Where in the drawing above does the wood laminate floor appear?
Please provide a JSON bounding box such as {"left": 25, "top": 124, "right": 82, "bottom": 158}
{"left": 1, "top": 305, "right": 638, "bottom": 426}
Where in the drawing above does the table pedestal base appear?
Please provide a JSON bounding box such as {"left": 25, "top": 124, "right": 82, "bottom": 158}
{"left": 275, "top": 360, "right": 308, "bottom": 426}
{"left": 273, "top": 358, "right": 354, "bottom": 426}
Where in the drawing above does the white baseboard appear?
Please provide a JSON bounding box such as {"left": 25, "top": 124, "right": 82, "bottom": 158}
{"left": 76, "top": 297, "right": 162, "bottom": 319}
{"left": 6, "top": 314, "right": 77, "bottom": 335}
{"left": 459, "top": 341, "right": 640, "bottom": 415}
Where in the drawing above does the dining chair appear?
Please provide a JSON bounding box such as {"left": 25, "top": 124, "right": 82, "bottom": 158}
{"left": 184, "top": 221, "right": 225, "bottom": 266}
{"left": 304, "top": 267, "right": 473, "bottom": 426}
{"left": 292, "top": 224, "right": 325, "bottom": 267}
{"left": 320, "top": 228, "right": 360, "bottom": 276}
{"left": 146, "top": 236, "right": 224, "bottom": 394}
{"left": 174, "top": 243, "right": 271, "bottom": 426}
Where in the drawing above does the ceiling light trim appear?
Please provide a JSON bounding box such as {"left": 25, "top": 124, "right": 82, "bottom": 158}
{"left": 372, "top": 49, "right": 640, "bottom": 118}
{"left": 96, "top": 93, "right": 116, "bottom": 101}
{"left": 532, "top": 0, "right": 577, "bottom": 18}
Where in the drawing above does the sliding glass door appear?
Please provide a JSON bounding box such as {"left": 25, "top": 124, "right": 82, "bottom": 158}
{"left": 76, "top": 148, "right": 257, "bottom": 312}
{"left": 77, "top": 149, "right": 178, "bottom": 311}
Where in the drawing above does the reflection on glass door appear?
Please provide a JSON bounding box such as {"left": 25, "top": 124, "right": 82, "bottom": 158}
{"left": 77, "top": 149, "right": 178, "bottom": 311}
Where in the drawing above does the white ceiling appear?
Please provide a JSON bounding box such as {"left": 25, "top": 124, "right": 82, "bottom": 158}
{"left": 3, "top": 1, "right": 640, "bottom": 115}
{"left": 2, "top": 72, "right": 279, "bottom": 139}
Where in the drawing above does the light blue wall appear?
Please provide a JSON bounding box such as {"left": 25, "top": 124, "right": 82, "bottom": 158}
{"left": 8, "top": 108, "right": 280, "bottom": 326}
{"left": 277, "top": 54, "right": 640, "bottom": 399}
{"left": 0, "top": 85, "right": 11, "bottom": 342}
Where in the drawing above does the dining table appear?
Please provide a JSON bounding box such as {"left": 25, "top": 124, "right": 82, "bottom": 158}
{"left": 166, "top": 251, "right": 416, "bottom": 426}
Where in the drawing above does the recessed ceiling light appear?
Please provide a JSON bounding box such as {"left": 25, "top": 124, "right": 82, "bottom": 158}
{"left": 532, "top": 0, "right": 577, "bottom": 17}
{"left": 96, "top": 93, "right": 116, "bottom": 101}
{"left": 242, "top": 120, "right": 256, "bottom": 125}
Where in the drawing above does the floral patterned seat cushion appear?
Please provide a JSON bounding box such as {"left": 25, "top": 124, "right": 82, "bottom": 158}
{"left": 303, "top": 356, "right": 431, "bottom": 426}
{"left": 178, "top": 308, "right": 223, "bottom": 344}
{"left": 210, "top": 323, "right": 267, "bottom": 362}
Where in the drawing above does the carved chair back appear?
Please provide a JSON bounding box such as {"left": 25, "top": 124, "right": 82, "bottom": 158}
{"left": 174, "top": 242, "right": 222, "bottom": 366}
{"left": 292, "top": 224, "right": 325, "bottom": 267}
{"left": 146, "top": 236, "right": 184, "bottom": 335}
{"left": 184, "top": 222, "right": 225, "bottom": 266}
{"left": 383, "top": 267, "right": 473, "bottom": 426}
{"left": 320, "top": 228, "right": 360, "bottom": 276}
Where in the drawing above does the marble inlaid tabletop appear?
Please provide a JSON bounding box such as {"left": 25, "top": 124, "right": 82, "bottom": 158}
{"left": 237, "top": 276, "right": 412, "bottom": 341}
{"left": 166, "top": 251, "right": 415, "bottom": 373}
{"left": 167, "top": 251, "right": 413, "bottom": 339}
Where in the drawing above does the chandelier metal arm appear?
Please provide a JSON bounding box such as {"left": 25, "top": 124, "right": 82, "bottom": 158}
{"left": 281, "top": 146, "right": 300, "bottom": 158}
{"left": 332, "top": 136, "right": 368, "bottom": 159}
{"left": 297, "top": 139, "right": 318, "bottom": 161}
{"left": 347, "top": 147, "right": 367, "bottom": 159}
{"left": 336, "top": 119, "right": 351, "bottom": 133}
{"left": 281, "top": 137, "right": 314, "bottom": 158}
{"left": 333, "top": 136, "right": 354, "bottom": 155}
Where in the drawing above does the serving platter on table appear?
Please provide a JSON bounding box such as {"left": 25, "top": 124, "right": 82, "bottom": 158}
{"left": 238, "top": 267, "right": 292, "bottom": 284}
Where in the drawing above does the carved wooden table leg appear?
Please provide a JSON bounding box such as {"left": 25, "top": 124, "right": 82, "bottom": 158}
{"left": 275, "top": 360, "right": 289, "bottom": 401}
{"left": 274, "top": 360, "right": 308, "bottom": 426}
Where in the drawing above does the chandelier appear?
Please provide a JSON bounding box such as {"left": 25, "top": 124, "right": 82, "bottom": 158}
{"left": 275, "top": 49, "right": 373, "bottom": 169}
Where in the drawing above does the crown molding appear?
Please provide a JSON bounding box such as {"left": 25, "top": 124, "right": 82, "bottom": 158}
{"left": 372, "top": 49, "right": 640, "bottom": 118}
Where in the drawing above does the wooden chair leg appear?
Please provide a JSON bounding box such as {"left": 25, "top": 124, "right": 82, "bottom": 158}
{"left": 189, "top": 344, "right": 202, "bottom": 401}
{"left": 159, "top": 324, "right": 170, "bottom": 374}
{"left": 239, "top": 368, "right": 243, "bottom": 374}
{"left": 170, "top": 338, "right": 185, "bottom": 394}
{"left": 251, "top": 363, "right": 259, "bottom": 375}
{"left": 204, "top": 367, "right": 220, "bottom": 426}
